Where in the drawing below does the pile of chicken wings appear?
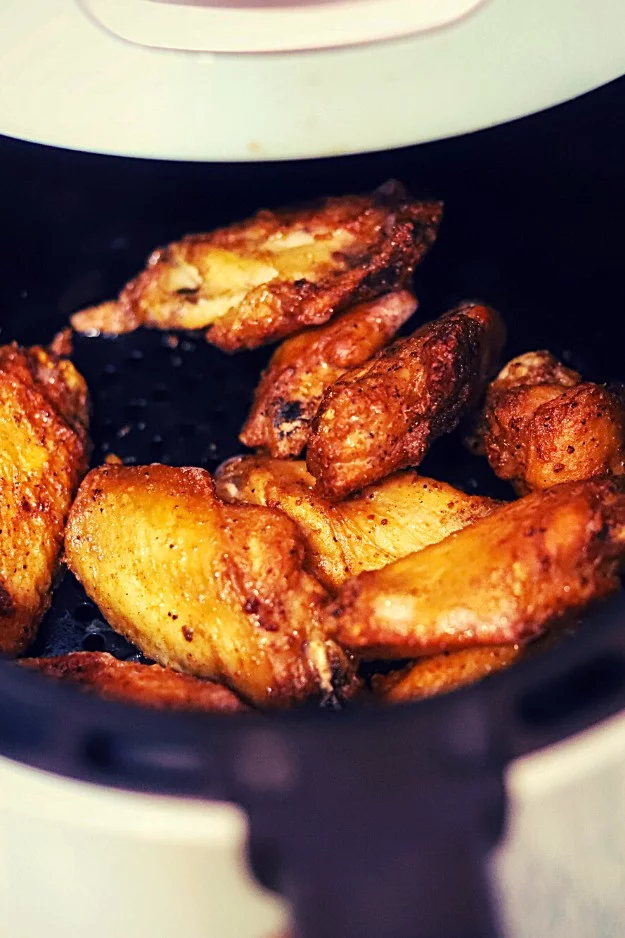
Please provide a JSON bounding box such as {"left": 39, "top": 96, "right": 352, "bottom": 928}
{"left": 5, "top": 182, "right": 625, "bottom": 713}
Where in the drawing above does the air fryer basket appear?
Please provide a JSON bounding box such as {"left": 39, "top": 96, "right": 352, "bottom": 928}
{"left": 1, "top": 77, "right": 625, "bottom": 938}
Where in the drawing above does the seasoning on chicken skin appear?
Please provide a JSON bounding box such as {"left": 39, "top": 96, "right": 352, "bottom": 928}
{"left": 64, "top": 464, "right": 354, "bottom": 709}
{"left": 240, "top": 291, "right": 417, "bottom": 458}
{"left": 21, "top": 652, "right": 251, "bottom": 713}
{"left": 216, "top": 455, "right": 500, "bottom": 592}
{"left": 470, "top": 350, "right": 625, "bottom": 493}
{"left": 329, "top": 477, "right": 625, "bottom": 659}
{"left": 307, "top": 302, "right": 506, "bottom": 500}
{"left": 0, "top": 344, "right": 89, "bottom": 655}
{"left": 71, "top": 184, "right": 442, "bottom": 352}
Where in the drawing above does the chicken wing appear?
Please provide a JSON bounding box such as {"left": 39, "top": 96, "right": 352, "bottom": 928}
{"left": 64, "top": 464, "right": 353, "bottom": 709}
{"left": 329, "top": 477, "right": 625, "bottom": 658}
{"left": 372, "top": 645, "right": 525, "bottom": 703}
{"left": 71, "top": 301, "right": 138, "bottom": 337}
{"left": 21, "top": 652, "right": 250, "bottom": 713}
{"left": 371, "top": 625, "right": 569, "bottom": 704}
{"left": 0, "top": 344, "right": 89, "bottom": 655}
{"left": 470, "top": 350, "right": 625, "bottom": 493}
{"left": 71, "top": 183, "right": 442, "bottom": 352}
{"left": 216, "top": 455, "right": 499, "bottom": 591}
{"left": 307, "top": 302, "right": 506, "bottom": 499}
{"left": 240, "top": 291, "right": 417, "bottom": 457}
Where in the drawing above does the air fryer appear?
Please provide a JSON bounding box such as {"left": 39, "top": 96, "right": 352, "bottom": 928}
{"left": 0, "top": 68, "right": 624, "bottom": 937}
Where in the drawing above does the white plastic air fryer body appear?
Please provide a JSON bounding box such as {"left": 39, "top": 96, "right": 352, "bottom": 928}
{"left": 1, "top": 710, "right": 625, "bottom": 938}
{"left": 0, "top": 3, "right": 624, "bottom": 938}
{"left": 0, "top": 0, "right": 624, "bottom": 161}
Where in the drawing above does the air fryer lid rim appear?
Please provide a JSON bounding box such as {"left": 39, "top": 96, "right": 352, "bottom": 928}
{"left": 1, "top": 0, "right": 624, "bottom": 161}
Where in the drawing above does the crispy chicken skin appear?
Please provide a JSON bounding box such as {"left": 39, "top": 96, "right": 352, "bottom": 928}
{"left": 307, "top": 302, "right": 506, "bottom": 500}
{"left": 471, "top": 350, "right": 625, "bottom": 493}
{"left": 372, "top": 645, "right": 525, "bottom": 703}
{"left": 71, "top": 184, "right": 442, "bottom": 352}
{"left": 216, "top": 455, "right": 499, "bottom": 591}
{"left": 21, "top": 652, "right": 250, "bottom": 713}
{"left": 329, "top": 478, "right": 625, "bottom": 659}
{"left": 0, "top": 344, "right": 89, "bottom": 655}
{"left": 240, "top": 291, "right": 417, "bottom": 458}
{"left": 64, "top": 464, "right": 352, "bottom": 709}
{"left": 371, "top": 626, "right": 568, "bottom": 704}
{"left": 71, "top": 301, "right": 139, "bottom": 337}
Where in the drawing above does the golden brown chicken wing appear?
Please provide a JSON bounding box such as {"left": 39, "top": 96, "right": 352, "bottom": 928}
{"left": 71, "top": 184, "right": 442, "bottom": 352}
{"left": 64, "top": 464, "right": 353, "bottom": 709}
{"left": 240, "top": 291, "right": 417, "bottom": 457}
{"left": 372, "top": 645, "right": 525, "bottom": 703}
{"left": 329, "top": 477, "right": 625, "bottom": 659}
{"left": 0, "top": 344, "right": 89, "bottom": 655}
{"left": 371, "top": 625, "right": 570, "bottom": 704}
{"left": 307, "top": 302, "right": 506, "bottom": 500}
{"left": 71, "top": 301, "right": 139, "bottom": 337}
{"left": 21, "top": 652, "right": 250, "bottom": 713}
{"left": 470, "top": 350, "right": 625, "bottom": 493}
{"left": 216, "top": 455, "right": 499, "bottom": 591}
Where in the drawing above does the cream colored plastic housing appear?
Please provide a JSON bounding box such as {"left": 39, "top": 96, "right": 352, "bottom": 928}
{"left": 82, "top": 0, "right": 488, "bottom": 54}
{"left": 0, "top": 0, "right": 623, "bottom": 160}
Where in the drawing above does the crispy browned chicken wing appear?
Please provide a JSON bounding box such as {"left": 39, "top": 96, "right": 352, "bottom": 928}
{"left": 21, "top": 652, "right": 250, "bottom": 713}
{"left": 65, "top": 464, "right": 353, "bottom": 709}
{"left": 329, "top": 477, "right": 625, "bottom": 659}
{"left": 470, "top": 350, "right": 625, "bottom": 493}
{"left": 307, "top": 302, "right": 506, "bottom": 500}
{"left": 216, "top": 455, "right": 499, "bottom": 591}
{"left": 71, "top": 301, "right": 138, "bottom": 337}
{"left": 240, "top": 291, "right": 417, "bottom": 457}
{"left": 372, "top": 645, "right": 525, "bottom": 703}
{"left": 0, "top": 344, "right": 89, "bottom": 655}
{"left": 71, "top": 184, "right": 442, "bottom": 352}
{"left": 371, "top": 626, "right": 569, "bottom": 704}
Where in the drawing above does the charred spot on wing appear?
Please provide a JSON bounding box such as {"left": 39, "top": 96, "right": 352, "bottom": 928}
{"left": 0, "top": 584, "right": 15, "bottom": 618}
{"left": 275, "top": 399, "right": 303, "bottom": 430}
{"left": 243, "top": 596, "right": 281, "bottom": 633}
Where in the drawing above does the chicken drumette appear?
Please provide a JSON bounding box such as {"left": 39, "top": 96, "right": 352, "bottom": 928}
{"left": 240, "top": 291, "right": 417, "bottom": 458}
{"left": 307, "top": 302, "right": 505, "bottom": 499}
{"left": 469, "top": 350, "right": 625, "bottom": 493}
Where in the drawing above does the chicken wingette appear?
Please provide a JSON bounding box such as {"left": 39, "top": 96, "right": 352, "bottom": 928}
{"left": 21, "top": 652, "right": 250, "bottom": 713}
{"left": 64, "top": 464, "right": 353, "bottom": 709}
{"left": 307, "top": 302, "right": 505, "bottom": 499}
{"left": 470, "top": 350, "right": 625, "bottom": 493}
{"left": 0, "top": 343, "right": 89, "bottom": 655}
{"left": 329, "top": 477, "right": 625, "bottom": 658}
{"left": 215, "top": 456, "right": 499, "bottom": 591}
{"left": 72, "top": 183, "right": 442, "bottom": 352}
{"left": 240, "top": 291, "right": 417, "bottom": 457}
